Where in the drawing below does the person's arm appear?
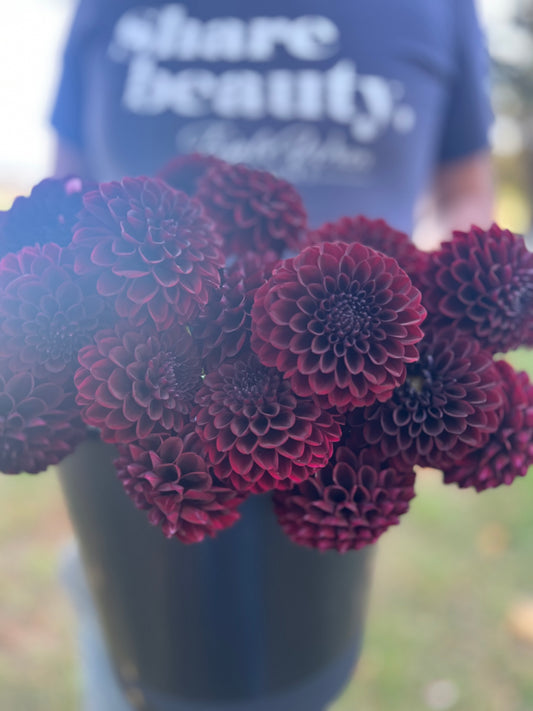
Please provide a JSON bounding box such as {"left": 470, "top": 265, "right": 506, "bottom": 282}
{"left": 414, "top": 149, "right": 495, "bottom": 250}
{"left": 414, "top": 0, "right": 494, "bottom": 250}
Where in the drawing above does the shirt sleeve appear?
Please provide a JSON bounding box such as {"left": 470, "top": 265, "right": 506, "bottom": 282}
{"left": 50, "top": 1, "right": 94, "bottom": 148}
{"left": 438, "top": 0, "right": 493, "bottom": 164}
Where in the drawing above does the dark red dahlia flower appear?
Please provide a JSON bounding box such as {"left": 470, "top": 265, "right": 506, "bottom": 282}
{"left": 196, "top": 162, "right": 307, "bottom": 257}
{"left": 115, "top": 429, "right": 244, "bottom": 543}
{"left": 71, "top": 177, "right": 224, "bottom": 329}
{"left": 353, "top": 328, "right": 503, "bottom": 469}
{"left": 443, "top": 359, "right": 533, "bottom": 491}
{"left": 191, "top": 252, "right": 277, "bottom": 370}
{"left": 0, "top": 244, "right": 108, "bottom": 382}
{"left": 194, "top": 350, "right": 343, "bottom": 493}
{"left": 0, "top": 176, "right": 91, "bottom": 256}
{"left": 421, "top": 224, "right": 533, "bottom": 353}
{"left": 156, "top": 153, "right": 226, "bottom": 194}
{"left": 75, "top": 322, "right": 202, "bottom": 444}
{"left": 251, "top": 241, "right": 426, "bottom": 411}
{"left": 273, "top": 446, "right": 416, "bottom": 553}
{"left": 308, "top": 215, "right": 428, "bottom": 278}
{"left": 0, "top": 369, "right": 86, "bottom": 474}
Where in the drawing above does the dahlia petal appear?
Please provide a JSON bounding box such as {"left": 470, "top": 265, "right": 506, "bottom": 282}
{"left": 344, "top": 349, "right": 364, "bottom": 375}
{"left": 127, "top": 276, "right": 159, "bottom": 304}
{"left": 97, "top": 271, "right": 125, "bottom": 296}
{"left": 309, "top": 370, "right": 335, "bottom": 395}
{"left": 148, "top": 292, "right": 170, "bottom": 325}
{"left": 107, "top": 368, "right": 131, "bottom": 399}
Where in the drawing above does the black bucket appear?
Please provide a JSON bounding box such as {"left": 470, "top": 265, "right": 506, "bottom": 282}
{"left": 58, "top": 436, "right": 374, "bottom": 711}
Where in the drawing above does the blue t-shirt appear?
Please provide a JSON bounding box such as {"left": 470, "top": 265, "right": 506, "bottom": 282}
{"left": 51, "top": 0, "right": 492, "bottom": 231}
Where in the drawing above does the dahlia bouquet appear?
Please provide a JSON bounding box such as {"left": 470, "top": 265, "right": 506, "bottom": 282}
{"left": 1, "top": 155, "right": 532, "bottom": 552}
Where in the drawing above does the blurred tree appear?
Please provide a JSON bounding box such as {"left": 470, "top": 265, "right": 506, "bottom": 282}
{"left": 483, "top": 0, "right": 533, "bottom": 234}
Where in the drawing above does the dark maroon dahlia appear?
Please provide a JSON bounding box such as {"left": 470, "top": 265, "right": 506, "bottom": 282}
{"left": 308, "top": 215, "right": 428, "bottom": 279}
{"left": 75, "top": 322, "right": 202, "bottom": 444}
{"left": 191, "top": 252, "right": 277, "bottom": 370}
{"left": 273, "top": 446, "right": 416, "bottom": 553}
{"left": 71, "top": 177, "right": 224, "bottom": 329}
{"left": 352, "top": 328, "right": 503, "bottom": 469}
{"left": 115, "top": 429, "right": 244, "bottom": 543}
{"left": 0, "top": 369, "right": 86, "bottom": 474}
{"left": 156, "top": 153, "right": 226, "bottom": 194}
{"left": 0, "top": 244, "right": 108, "bottom": 382}
{"left": 443, "top": 359, "right": 533, "bottom": 491}
{"left": 196, "top": 162, "right": 307, "bottom": 257}
{"left": 251, "top": 241, "right": 426, "bottom": 412}
{"left": 421, "top": 224, "right": 533, "bottom": 353}
{"left": 194, "top": 350, "right": 343, "bottom": 493}
{"left": 0, "top": 176, "right": 92, "bottom": 256}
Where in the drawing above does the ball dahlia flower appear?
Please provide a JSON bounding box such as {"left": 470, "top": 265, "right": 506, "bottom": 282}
{"left": 251, "top": 241, "right": 426, "bottom": 411}
{"left": 308, "top": 215, "right": 428, "bottom": 279}
{"left": 71, "top": 177, "right": 224, "bottom": 329}
{"left": 196, "top": 162, "right": 307, "bottom": 257}
{"left": 443, "top": 359, "right": 533, "bottom": 491}
{"left": 421, "top": 224, "right": 533, "bottom": 353}
{"left": 115, "top": 429, "right": 244, "bottom": 543}
{"left": 156, "top": 152, "right": 226, "bottom": 194}
{"left": 273, "top": 446, "right": 416, "bottom": 553}
{"left": 0, "top": 244, "right": 108, "bottom": 382}
{"left": 191, "top": 252, "right": 277, "bottom": 370}
{"left": 0, "top": 369, "right": 86, "bottom": 474}
{"left": 75, "top": 322, "right": 201, "bottom": 444}
{"left": 194, "top": 350, "right": 343, "bottom": 493}
{"left": 0, "top": 176, "right": 91, "bottom": 256}
{"left": 353, "top": 328, "right": 504, "bottom": 469}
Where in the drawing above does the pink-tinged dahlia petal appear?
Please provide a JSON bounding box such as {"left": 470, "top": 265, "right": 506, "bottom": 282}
{"left": 421, "top": 224, "right": 533, "bottom": 353}
{"left": 75, "top": 321, "right": 202, "bottom": 444}
{"left": 443, "top": 359, "right": 533, "bottom": 491}
{"left": 273, "top": 446, "right": 416, "bottom": 553}
{"left": 194, "top": 350, "right": 343, "bottom": 493}
{"left": 0, "top": 367, "right": 86, "bottom": 474}
{"left": 307, "top": 215, "right": 428, "bottom": 281}
{"left": 115, "top": 428, "right": 245, "bottom": 543}
{"left": 0, "top": 176, "right": 93, "bottom": 256}
{"left": 196, "top": 163, "right": 307, "bottom": 258}
{"left": 71, "top": 177, "right": 224, "bottom": 329}
{"left": 191, "top": 252, "right": 278, "bottom": 370}
{"left": 156, "top": 153, "right": 226, "bottom": 195}
{"left": 348, "top": 328, "right": 504, "bottom": 470}
{"left": 0, "top": 244, "right": 110, "bottom": 383}
{"left": 251, "top": 241, "right": 426, "bottom": 412}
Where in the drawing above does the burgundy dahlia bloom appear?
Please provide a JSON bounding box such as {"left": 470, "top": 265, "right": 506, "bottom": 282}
{"left": 0, "top": 369, "right": 86, "bottom": 474}
{"left": 191, "top": 252, "right": 276, "bottom": 370}
{"left": 75, "top": 322, "right": 202, "bottom": 444}
{"left": 308, "top": 215, "right": 428, "bottom": 279}
{"left": 115, "top": 429, "right": 244, "bottom": 543}
{"left": 352, "top": 329, "right": 504, "bottom": 469}
{"left": 0, "top": 176, "right": 91, "bottom": 256}
{"left": 443, "top": 359, "right": 533, "bottom": 491}
{"left": 156, "top": 153, "right": 226, "bottom": 194}
{"left": 196, "top": 162, "right": 307, "bottom": 257}
{"left": 421, "top": 224, "right": 533, "bottom": 353}
{"left": 273, "top": 447, "right": 416, "bottom": 553}
{"left": 251, "top": 241, "right": 426, "bottom": 411}
{"left": 194, "top": 351, "right": 343, "bottom": 493}
{"left": 71, "top": 177, "right": 224, "bottom": 329}
{"left": 0, "top": 244, "right": 108, "bottom": 382}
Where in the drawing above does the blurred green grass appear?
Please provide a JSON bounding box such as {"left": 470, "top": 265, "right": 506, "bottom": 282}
{"left": 1, "top": 350, "right": 532, "bottom": 710}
